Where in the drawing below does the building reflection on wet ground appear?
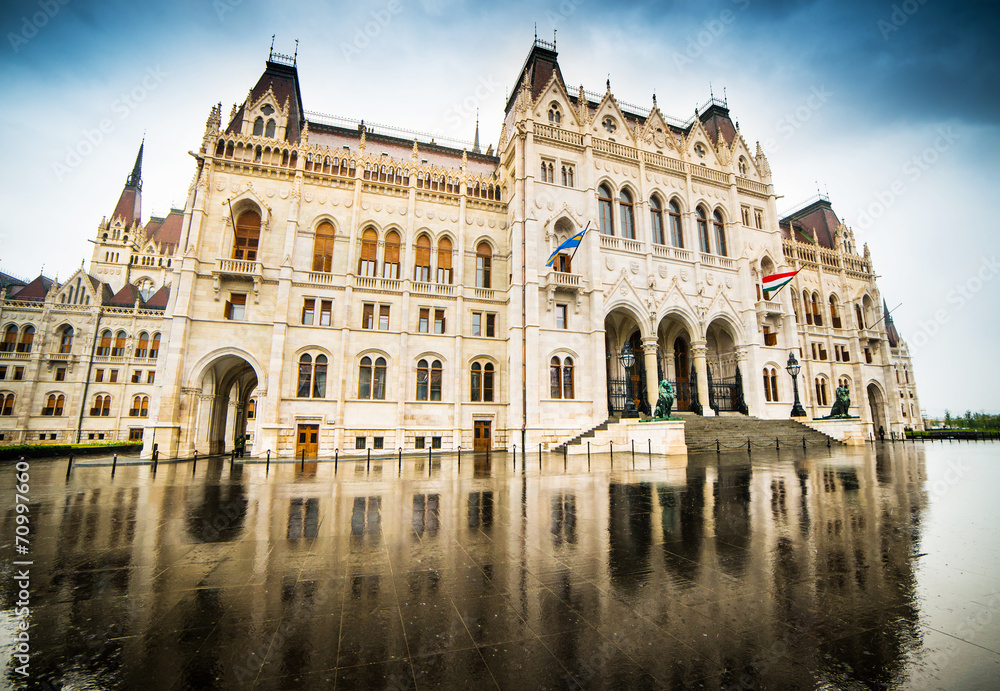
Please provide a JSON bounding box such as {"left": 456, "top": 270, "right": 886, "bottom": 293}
{"left": 2, "top": 443, "right": 999, "bottom": 690}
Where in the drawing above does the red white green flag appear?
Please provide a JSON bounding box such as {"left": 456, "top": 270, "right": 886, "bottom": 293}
{"left": 762, "top": 269, "right": 800, "bottom": 296}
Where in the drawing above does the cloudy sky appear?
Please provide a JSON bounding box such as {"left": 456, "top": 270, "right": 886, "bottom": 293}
{"left": 2, "top": 0, "right": 997, "bottom": 415}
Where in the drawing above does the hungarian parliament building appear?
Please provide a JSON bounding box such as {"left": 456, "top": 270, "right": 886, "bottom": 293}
{"left": 0, "top": 39, "right": 922, "bottom": 457}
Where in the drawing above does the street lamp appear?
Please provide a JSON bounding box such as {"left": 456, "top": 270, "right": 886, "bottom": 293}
{"left": 619, "top": 342, "right": 637, "bottom": 417}
{"left": 786, "top": 351, "right": 807, "bottom": 418}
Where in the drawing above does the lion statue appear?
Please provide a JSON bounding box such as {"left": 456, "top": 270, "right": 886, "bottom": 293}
{"left": 654, "top": 380, "right": 675, "bottom": 419}
{"left": 830, "top": 384, "right": 851, "bottom": 417}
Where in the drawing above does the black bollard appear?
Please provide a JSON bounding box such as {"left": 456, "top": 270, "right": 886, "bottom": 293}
{"left": 66, "top": 454, "right": 73, "bottom": 479}
{"left": 610, "top": 440, "right": 613, "bottom": 468}
{"left": 513, "top": 444, "right": 516, "bottom": 469}
{"left": 397, "top": 447, "right": 401, "bottom": 474}
{"left": 539, "top": 443, "right": 542, "bottom": 472}
{"left": 266, "top": 449, "right": 270, "bottom": 475}
{"left": 648, "top": 439, "right": 652, "bottom": 468}
{"left": 716, "top": 439, "right": 720, "bottom": 454}
{"left": 776, "top": 437, "right": 780, "bottom": 450}
{"left": 631, "top": 439, "right": 635, "bottom": 468}
{"left": 367, "top": 447, "right": 371, "bottom": 473}
{"left": 192, "top": 450, "right": 198, "bottom": 474}
{"left": 802, "top": 436, "right": 806, "bottom": 450}
{"left": 301, "top": 448, "right": 305, "bottom": 471}
{"left": 564, "top": 444, "right": 567, "bottom": 472}
{"left": 587, "top": 441, "right": 591, "bottom": 471}
{"left": 458, "top": 446, "right": 461, "bottom": 472}
{"left": 748, "top": 438, "right": 751, "bottom": 454}
{"left": 827, "top": 436, "right": 831, "bottom": 448}
{"left": 111, "top": 453, "right": 118, "bottom": 478}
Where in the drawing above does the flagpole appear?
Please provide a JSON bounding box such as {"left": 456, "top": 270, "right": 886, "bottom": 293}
{"left": 868, "top": 302, "right": 902, "bottom": 331}
{"left": 567, "top": 222, "right": 591, "bottom": 265}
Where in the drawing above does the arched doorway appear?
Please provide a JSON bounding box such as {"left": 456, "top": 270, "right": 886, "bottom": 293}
{"left": 195, "top": 354, "right": 259, "bottom": 455}
{"left": 604, "top": 309, "right": 649, "bottom": 416}
{"left": 705, "top": 317, "right": 747, "bottom": 414}
{"left": 655, "top": 313, "right": 696, "bottom": 412}
{"left": 867, "top": 382, "right": 887, "bottom": 439}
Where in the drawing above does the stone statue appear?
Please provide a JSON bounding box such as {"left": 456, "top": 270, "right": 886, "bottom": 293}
{"left": 830, "top": 384, "right": 851, "bottom": 417}
{"left": 654, "top": 380, "right": 675, "bottom": 419}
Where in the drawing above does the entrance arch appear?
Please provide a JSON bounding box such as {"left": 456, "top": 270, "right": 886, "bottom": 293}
{"left": 867, "top": 382, "right": 887, "bottom": 438}
{"left": 604, "top": 306, "right": 649, "bottom": 416}
{"left": 655, "top": 311, "right": 697, "bottom": 412}
{"left": 705, "top": 316, "right": 747, "bottom": 414}
{"left": 191, "top": 352, "right": 261, "bottom": 455}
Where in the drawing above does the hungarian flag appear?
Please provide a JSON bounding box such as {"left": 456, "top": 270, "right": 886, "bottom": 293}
{"left": 762, "top": 269, "right": 800, "bottom": 295}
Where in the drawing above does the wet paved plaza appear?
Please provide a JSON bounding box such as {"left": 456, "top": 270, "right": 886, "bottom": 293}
{"left": 2, "top": 442, "right": 999, "bottom": 690}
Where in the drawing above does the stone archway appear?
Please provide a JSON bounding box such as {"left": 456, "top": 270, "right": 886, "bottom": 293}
{"left": 867, "top": 382, "right": 887, "bottom": 439}
{"left": 655, "top": 312, "right": 697, "bottom": 412}
{"left": 604, "top": 307, "right": 649, "bottom": 416}
{"left": 194, "top": 354, "right": 259, "bottom": 455}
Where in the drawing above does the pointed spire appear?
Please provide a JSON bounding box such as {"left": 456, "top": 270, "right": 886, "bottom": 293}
{"left": 126, "top": 139, "right": 143, "bottom": 191}
{"left": 472, "top": 110, "right": 480, "bottom": 154}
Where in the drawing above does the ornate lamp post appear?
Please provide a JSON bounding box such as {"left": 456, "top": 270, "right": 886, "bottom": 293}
{"left": 619, "top": 342, "right": 637, "bottom": 417}
{"left": 786, "top": 351, "right": 807, "bottom": 418}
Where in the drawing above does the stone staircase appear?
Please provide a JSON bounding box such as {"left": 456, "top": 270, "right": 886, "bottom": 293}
{"left": 682, "top": 413, "right": 839, "bottom": 452}
{"left": 552, "top": 417, "right": 616, "bottom": 452}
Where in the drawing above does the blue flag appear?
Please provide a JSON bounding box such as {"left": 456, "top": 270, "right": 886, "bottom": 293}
{"left": 545, "top": 224, "right": 589, "bottom": 267}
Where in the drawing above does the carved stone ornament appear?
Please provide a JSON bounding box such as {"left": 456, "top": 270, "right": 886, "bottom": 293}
{"left": 680, "top": 269, "right": 689, "bottom": 282}
{"left": 658, "top": 265, "right": 668, "bottom": 278}
{"left": 630, "top": 261, "right": 640, "bottom": 275}
{"left": 706, "top": 273, "right": 715, "bottom": 286}
{"left": 605, "top": 257, "right": 615, "bottom": 271}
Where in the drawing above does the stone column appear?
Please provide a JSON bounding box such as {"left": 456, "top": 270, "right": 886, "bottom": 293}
{"left": 691, "top": 340, "right": 714, "bottom": 416}
{"left": 642, "top": 337, "right": 659, "bottom": 412}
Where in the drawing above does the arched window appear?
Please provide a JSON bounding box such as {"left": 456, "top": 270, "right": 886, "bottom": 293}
{"left": 313, "top": 354, "right": 327, "bottom": 398}
{"left": 135, "top": 332, "right": 149, "bottom": 358}
{"left": 1, "top": 325, "right": 16, "bottom": 352}
{"left": 470, "top": 361, "right": 495, "bottom": 402}
{"left": 383, "top": 230, "right": 400, "bottom": 279}
{"left": 415, "top": 359, "right": 443, "bottom": 401}
{"left": 358, "top": 228, "right": 378, "bottom": 277}
{"left": 312, "top": 221, "right": 335, "bottom": 273}
{"left": 414, "top": 234, "right": 431, "bottom": 282}
{"left": 550, "top": 356, "right": 574, "bottom": 399}
{"left": 233, "top": 210, "right": 261, "bottom": 261}
{"left": 17, "top": 326, "right": 34, "bottom": 354}
{"left": 650, "top": 196, "right": 665, "bottom": 245}
{"left": 811, "top": 293, "right": 823, "bottom": 326}
{"left": 149, "top": 333, "right": 161, "bottom": 359}
{"left": 476, "top": 242, "right": 492, "bottom": 288}
{"left": 130, "top": 395, "right": 149, "bottom": 417}
{"left": 598, "top": 184, "right": 614, "bottom": 235}
{"left": 358, "top": 356, "right": 386, "bottom": 400}
{"left": 738, "top": 157, "right": 748, "bottom": 176}
{"left": 838, "top": 376, "right": 851, "bottom": 395}
{"left": 437, "top": 237, "right": 452, "bottom": 284}
{"left": 804, "top": 291, "right": 813, "bottom": 325}
{"left": 814, "top": 378, "right": 828, "bottom": 407}
{"left": 112, "top": 331, "right": 127, "bottom": 357}
{"left": 97, "top": 330, "right": 112, "bottom": 356}
{"left": 695, "top": 206, "right": 710, "bottom": 253}
{"left": 59, "top": 326, "right": 74, "bottom": 355}
{"left": 253, "top": 117, "right": 264, "bottom": 136}
{"left": 0, "top": 393, "right": 14, "bottom": 416}
{"left": 829, "top": 295, "right": 842, "bottom": 329}
{"left": 91, "top": 394, "right": 112, "bottom": 417}
{"left": 855, "top": 304, "right": 865, "bottom": 329}
{"left": 265, "top": 119, "right": 276, "bottom": 138}
{"left": 548, "top": 103, "right": 561, "bottom": 123}
{"left": 43, "top": 394, "right": 65, "bottom": 416}
{"left": 713, "top": 210, "right": 727, "bottom": 256}
{"left": 297, "top": 354, "right": 312, "bottom": 398}
{"left": 619, "top": 190, "right": 635, "bottom": 240}
{"left": 247, "top": 399, "right": 256, "bottom": 419}
{"left": 763, "top": 368, "right": 779, "bottom": 402}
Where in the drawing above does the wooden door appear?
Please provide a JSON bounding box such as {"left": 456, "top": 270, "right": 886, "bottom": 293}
{"left": 296, "top": 424, "right": 319, "bottom": 459}
{"left": 473, "top": 421, "right": 491, "bottom": 451}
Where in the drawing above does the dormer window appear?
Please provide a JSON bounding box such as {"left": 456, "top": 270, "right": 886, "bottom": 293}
{"left": 738, "top": 156, "right": 748, "bottom": 175}
{"left": 548, "top": 103, "right": 561, "bottom": 124}
{"left": 253, "top": 117, "right": 264, "bottom": 136}
{"left": 265, "top": 119, "right": 276, "bottom": 138}
{"left": 261, "top": 104, "right": 274, "bottom": 116}
{"left": 602, "top": 116, "right": 617, "bottom": 134}
{"left": 694, "top": 142, "right": 707, "bottom": 159}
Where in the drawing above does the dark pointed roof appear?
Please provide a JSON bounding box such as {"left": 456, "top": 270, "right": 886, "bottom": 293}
{"left": 107, "top": 283, "right": 140, "bottom": 307}
{"left": 884, "top": 298, "right": 900, "bottom": 347}
{"left": 109, "top": 140, "right": 144, "bottom": 228}
{"left": 505, "top": 37, "right": 564, "bottom": 114}
{"left": 699, "top": 101, "right": 737, "bottom": 148}
{"left": 779, "top": 197, "right": 840, "bottom": 250}
{"left": 9, "top": 275, "right": 54, "bottom": 302}
{"left": 144, "top": 284, "right": 170, "bottom": 310}
{"left": 0, "top": 271, "right": 27, "bottom": 298}
{"left": 226, "top": 57, "right": 305, "bottom": 143}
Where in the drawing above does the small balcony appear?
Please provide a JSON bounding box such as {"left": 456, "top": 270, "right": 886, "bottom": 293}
{"left": 542, "top": 270, "right": 583, "bottom": 294}
{"left": 214, "top": 258, "right": 262, "bottom": 279}
{"left": 755, "top": 299, "right": 784, "bottom": 317}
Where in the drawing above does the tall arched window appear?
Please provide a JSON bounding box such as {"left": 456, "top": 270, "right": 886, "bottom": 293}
{"left": 383, "top": 230, "right": 400, "bottom": 279}
{"left": 149, "top": 333, "right": 161, "bottom": 359}
{"left": 811, "top": 293, "right": 823, "bottom": 326}
{"left": 97, "top": 330, "right": 112, "bottom": 356}
{"left": 313, "top": 355, "right": 327, "bottom": 398}
{"left": 358, "top": 228, "right": 378, "bottom": 277}
{"left": 471, "top": 362, "right": 481, "bottom": 401}
{"left": 598, "top": 184, "right": 614, "bottom": 235}
{"left": 470, "top": 361, "right": 495, "bottom": 402}
{"left": 130, "top": 395, "right": 149, "bottom": 417}
{"left": 416, "top": 359, "right": 428, "bottom": 400}
{"left": 619, "top": 190, "right": 635, "bottom": 239}
{"left": 312, "top": 221, "right": 335, "bottom": 273}
{"left": 415, "top": 359, "right": 443, "bottom": 401}
{"left": 253, "top": 117, "right": 264, "bottom": 136}
{"left": 476, "top": 242, "right": 492, "bottom": 288}
{"left": 17, "top": 326, "right": 34, "bottom": 354}
{"left": 359, "top": 356, "right": 372, "bottom": 399}
{"left": 814, "top": 378, "right": 828, "bottom": 407}
{"left": 358, "top": 356, "right": 386, "bottom": 399}
{"left": 1, "top": 325, "right": 16, "bottom": 352}
{"left": 668, "top": 199, "right": 683, "bottom": 247}
{"left": 414, "top": 234, "right": 431, "bottom": 282}
{"left": 233, "top": 210, "right": 261, "bottom": 261}
{"left": 550, "top": 357, "right": 574, "bottom": 399}
{"left": 763, "top": 368, "right": 778, "bottom": 402}
{"left": 829, "top": 296, "right": 842, "bottom": 329}
{"left": 0, "top": 393, "right": 14, "bottom": 416}
{"left": 548, "top": 103, "right": 561, "bottom": 123}
{"left": 43, "top": 394, "right": 65, "bottom": 416}
{"left": 91, "top": 394, "right": 111, "bottom": 416}
{"left": 804, "top": 291, "right": 813, "bottom": 325}
{"left": 437, "top": 237, "right": 452, "bottom": 284}
{"left": 713, "top": 210, "right": 727, "bottom": 256}
{"left": 135, "top": 332, "right": 149, "bottom": 358}
{"left": 297, "top": 355, "right": 313, "bottom": 398}
{"left": 265, "top": 119, "right": 276, "bottom": 138}
{"left": 697, "top": 206, "right": 711, "bottom": 253}
{"left": 112, "top": 331, "right": 127, "bottom": 357}
{"left": 650, "top": 196, "right": 665, "bottom": 245}
{"left": 855, "top": 304, "right": 865, "bottom": 329}
{"left": 59, "top": 326, "right": 74, "bottom": 354}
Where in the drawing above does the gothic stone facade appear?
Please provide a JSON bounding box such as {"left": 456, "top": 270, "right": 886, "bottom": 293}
{"left": 0, "top": 41, "right": 922, "bottom": 456}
